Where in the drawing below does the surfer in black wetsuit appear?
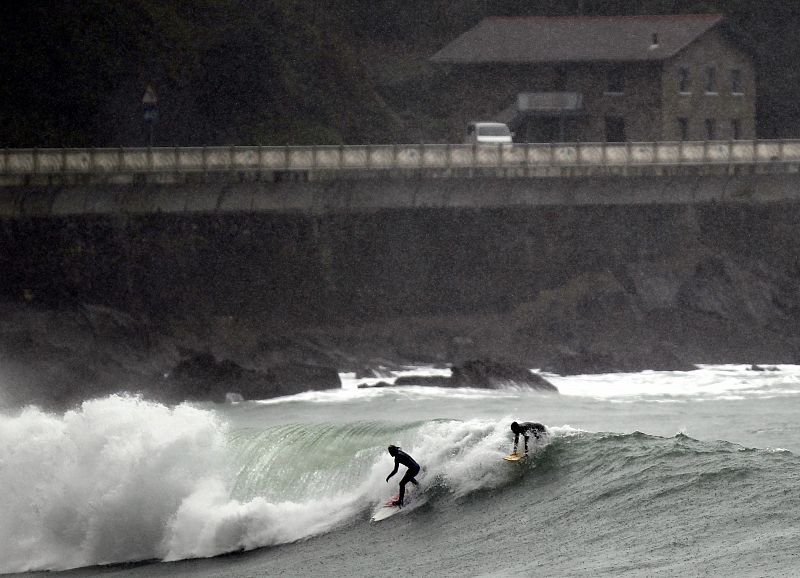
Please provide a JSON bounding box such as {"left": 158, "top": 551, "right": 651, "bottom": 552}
{"left": 511, "top": 421, "right": 546, "bottom": 455}
{"left": 386, "top": 445, "right": 420, "bottom": 507}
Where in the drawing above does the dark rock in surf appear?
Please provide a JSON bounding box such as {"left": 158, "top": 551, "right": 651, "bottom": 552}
{"left": 749, "top": 364, "right": 778, "bottom": 372}
{"left": 393, "top": 375, "right": 453, "bottom": 387}
{"left": 167, "top": 351, "right": 341, "bottom": 402}
{"left": 394, "top": 359, "right": 558, "bottom": 392}
{"left": 451, "top": 359, "right": 557, "bottom": 390}
{"left": 357, "top": 380, "right": 395, "bottom": 388}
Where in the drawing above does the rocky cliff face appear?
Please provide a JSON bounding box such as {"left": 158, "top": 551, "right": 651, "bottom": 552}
{"left": 1, "top": 202, "right": 799, "bottom": 407}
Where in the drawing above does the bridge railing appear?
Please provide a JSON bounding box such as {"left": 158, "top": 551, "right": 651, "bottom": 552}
{"left": 3, "top": 140, "right": 800, "bottom": 175}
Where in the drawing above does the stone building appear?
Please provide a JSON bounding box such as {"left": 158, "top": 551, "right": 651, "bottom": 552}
{"left": 430, "top": 14, "right": 755, "bottom": 143}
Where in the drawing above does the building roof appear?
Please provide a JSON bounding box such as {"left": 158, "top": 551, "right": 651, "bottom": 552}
{"left": 430, "top": 14, "right": 724, "bottom": 64}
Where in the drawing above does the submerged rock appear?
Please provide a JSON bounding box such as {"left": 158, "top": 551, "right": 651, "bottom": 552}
{"left": 357, "top": 380, "right": 395, "bottom": 389}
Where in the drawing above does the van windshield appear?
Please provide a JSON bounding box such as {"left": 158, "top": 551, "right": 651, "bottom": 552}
{"left": 478, "top": 125, "right": 511, "bottom": 136}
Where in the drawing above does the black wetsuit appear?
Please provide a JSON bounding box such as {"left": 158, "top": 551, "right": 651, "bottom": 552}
{"left": 386, "top": 449, "right": 420, "bottom": 505}
{"left": 514, "top": 422, "right": 546, "bottom": 454}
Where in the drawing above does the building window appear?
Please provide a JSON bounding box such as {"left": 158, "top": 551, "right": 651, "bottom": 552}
{"left": 678, "top": 66, "right": 690, "bottom": 93}
{"left": 606, "top": 67, "right": 624, "bottom": 94}
{"left": 705, "top": 66, "right": 717, "bottom": 93}
{"left": 705, "top": 119, "right": 716, "bottom": 140}
{"left": 731, "top": 119, "right": 741, "bottom": 140}
{"left": 731, "top": 69, "right": 743, "bottom": 94}
{"left": 677, "top": 117, "right": 689, "bottom": 140}
{"left": 605, "top": 116, "right": 626, "bottom": 142}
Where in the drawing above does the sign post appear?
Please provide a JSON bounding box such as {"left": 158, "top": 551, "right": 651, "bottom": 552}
{"left": 142, "top": 85, "right": 159, "bottom": 146}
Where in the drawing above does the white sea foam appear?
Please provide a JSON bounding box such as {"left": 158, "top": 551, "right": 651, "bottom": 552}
{"left": 0, "top": 395, "right": 229, "bottom": 572}
{"left": 548, "top": 364, "right": 800, "bottom": 401}
{"left": 0, "top": 396, "right": 373, "bottom": 572}
{"left": 301, "top": 364, "right": 800, "bottom": 406}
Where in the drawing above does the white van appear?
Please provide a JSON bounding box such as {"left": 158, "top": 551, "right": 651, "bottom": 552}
{"left": 465, "top": 122, "right": 513, "bottom": 145}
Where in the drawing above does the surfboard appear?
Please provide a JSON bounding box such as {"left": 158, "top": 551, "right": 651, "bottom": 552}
{"left": 503, "top": 452, "right": 526, "bottom": 461}
{"left": 370, "top": 493, "right": 412, "bottom": 523}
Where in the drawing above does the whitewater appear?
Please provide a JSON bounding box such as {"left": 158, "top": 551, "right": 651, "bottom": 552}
{"left": 3, "top": 364, "right": 800, "bottom": 577}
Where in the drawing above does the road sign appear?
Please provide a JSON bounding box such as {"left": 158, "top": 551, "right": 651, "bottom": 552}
{"left": 142, "top": 84, "right": 159, "bottom": 127}
{"left": 142, "top": 85, "right": 158, "bottom": 106}
{"left": 143, "top": 106, "right": 159, "bottom": 122}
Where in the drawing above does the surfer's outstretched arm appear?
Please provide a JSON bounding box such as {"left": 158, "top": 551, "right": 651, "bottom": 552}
{"left": 386, "top": 460, "right": 399, "bottom": 482}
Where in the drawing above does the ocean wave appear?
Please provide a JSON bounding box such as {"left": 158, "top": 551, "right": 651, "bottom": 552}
{"left": 0, "top": 400, "right": 554, "bottom": 572}
{"left": 3, "top": 397, "right": 798, "bottom": 574}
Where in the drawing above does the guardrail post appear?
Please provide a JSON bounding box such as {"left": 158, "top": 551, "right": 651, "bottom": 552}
{"left": 728, "top": 139, "right": 733, "bottom": 169}
{"left": 626, "top": 141, "right": 631, "bottom": 172}
{"left": 472, "top": 142, "right": 477, "bottom": 173}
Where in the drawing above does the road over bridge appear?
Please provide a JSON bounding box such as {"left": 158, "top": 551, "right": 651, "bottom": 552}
{"left": 2, "top": 140, "right": 800, "bottom": 217}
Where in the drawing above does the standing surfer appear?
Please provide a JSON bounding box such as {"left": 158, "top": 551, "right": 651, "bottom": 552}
{"left": 511, "top": 421, "right": 547, "bottom": 456}
{"left": 385, "top": 445, "right": 420, "bottom": 507}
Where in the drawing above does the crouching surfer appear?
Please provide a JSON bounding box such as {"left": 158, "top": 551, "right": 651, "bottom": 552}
{"left": 385, "top": 445, "right": 420, "bottom": 507}
{"left": 511, "top": 421, "right": 547, "bottom": 456}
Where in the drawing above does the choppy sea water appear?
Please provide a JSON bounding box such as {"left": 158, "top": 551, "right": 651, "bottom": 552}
{"left": 4, "top": 364, "right": 800, "bottom": 577}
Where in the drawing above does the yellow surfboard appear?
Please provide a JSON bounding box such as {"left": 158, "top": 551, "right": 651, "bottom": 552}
{"left": 503, "top": 452, "right": 525, "bottom": 461}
